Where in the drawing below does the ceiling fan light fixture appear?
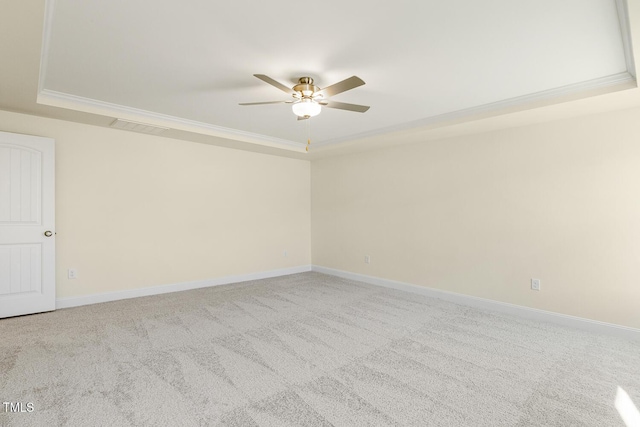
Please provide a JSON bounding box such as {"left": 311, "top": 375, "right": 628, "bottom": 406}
{"left": 292, "top": 99, "right": 321, "bottom": 118}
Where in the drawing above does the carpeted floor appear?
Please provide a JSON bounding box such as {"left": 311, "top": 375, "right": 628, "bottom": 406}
{"left": 1, "top": 272, "right": 639, "bottom": 426}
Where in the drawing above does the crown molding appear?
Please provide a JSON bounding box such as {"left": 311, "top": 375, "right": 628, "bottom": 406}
{"left": 313, "top": 71, "right": 637, "bottom": 148}
{"left": 38, "top": 0, "right": 56, "bottom": 97}
{"left": 37, "top": 89, "right": 305, "bottom": 151}
{"left": 616, "top": 0, "right": 636, "bottom": 78}
{"left": 36, "top": 72, "right": 636, "bottom": 153}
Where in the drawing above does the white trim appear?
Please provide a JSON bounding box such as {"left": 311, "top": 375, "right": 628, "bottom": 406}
{"left": 56, "top": 265, "right": 311, "bottom": 309}
{"left": 616, "top": 0, "right": 636, "bottom": 78}
{"left": 36, "top": 90, "right": 305, "bottom": 152}
{"left": 38, "top": 0, "right": 57, "bottom": 96}
{"left": 37, "top": 72, "right": 636, "bottom": 152}
{"left": 312, "top": 265, "right": 640, "bottom": 340}
{"left": 313, "top": 72, "right": 637, "bottom": 148}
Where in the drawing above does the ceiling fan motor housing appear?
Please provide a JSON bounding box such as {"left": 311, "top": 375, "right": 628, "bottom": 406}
{"left": 293, "top": 77, "right": 319, "bottom": 98}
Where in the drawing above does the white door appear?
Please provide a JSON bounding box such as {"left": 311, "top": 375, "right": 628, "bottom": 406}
{"left": 0, "top": 131, "right": 55, "bottom": 318}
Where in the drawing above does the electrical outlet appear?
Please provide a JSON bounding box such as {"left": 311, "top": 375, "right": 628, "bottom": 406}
{"left": 364, "top": 255, "right": 370, "bottom": 264}
{"left": 531, "top": 278, "right": 541, "bottom": 291}
{"left": 68, "top": 269, "right": 77, "bottom": 279}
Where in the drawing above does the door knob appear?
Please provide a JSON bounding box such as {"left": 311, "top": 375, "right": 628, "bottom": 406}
{"left": 44, "top": 231, "right": 53, "bottom": 237}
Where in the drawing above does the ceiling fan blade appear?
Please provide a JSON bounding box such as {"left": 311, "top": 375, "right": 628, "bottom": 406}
{"left": 317, "top": 76, "right": 365, "bottom": 97}
{"left": 239, "top": 100, "right": 292, "bottom": 106}
{"left": 253, "top": 74, "right": 295, "bottom": 95}
{"left": 322, "top": 100, "right": 370, "bottom": 113}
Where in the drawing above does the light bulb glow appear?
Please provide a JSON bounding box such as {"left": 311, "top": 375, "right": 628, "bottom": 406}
{"left": 292, "top": 99, "right": 321, "bottom": 117}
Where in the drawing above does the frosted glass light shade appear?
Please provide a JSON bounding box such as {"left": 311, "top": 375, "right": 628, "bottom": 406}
{"left": 292, "top": 99, "right": 321, "bottom": 117}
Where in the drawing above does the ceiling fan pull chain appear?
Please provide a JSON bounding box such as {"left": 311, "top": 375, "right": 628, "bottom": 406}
{"left": 306, "top": 118, "right": 311, "bottom": 152}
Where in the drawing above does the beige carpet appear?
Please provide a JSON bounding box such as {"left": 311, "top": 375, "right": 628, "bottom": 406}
{"left": 1, "top": 272, "right": 639, "bottom": 426}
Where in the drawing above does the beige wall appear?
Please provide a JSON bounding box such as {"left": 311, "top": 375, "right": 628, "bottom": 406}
{"left": 0, "top": 110, "right": 310, "bottom": 298}
{"left": 2, "top": 105, "right": 639, "bottom": 329}
{"left": 311, "top": 107, "right": 640, "bottom": 329}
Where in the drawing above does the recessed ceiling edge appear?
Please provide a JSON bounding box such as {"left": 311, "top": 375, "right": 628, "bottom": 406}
{"left": 36, "top": 89, "right": 306, "bottom": 152}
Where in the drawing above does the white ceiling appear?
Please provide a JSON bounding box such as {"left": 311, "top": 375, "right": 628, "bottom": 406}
{"left": 1, "top": 1, "right": 639, "bottom": 157}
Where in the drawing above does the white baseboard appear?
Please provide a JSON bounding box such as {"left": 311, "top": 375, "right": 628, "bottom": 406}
{"left": 312, "top": 265, "right": 640, "bottom": 340}
{"left": 56, "top": 265, "right": 312, "bottom": 309}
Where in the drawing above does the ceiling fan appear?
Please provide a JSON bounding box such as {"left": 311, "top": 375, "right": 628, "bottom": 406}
{"left": 239, "top": 74, "right": 370, "bottom": 120}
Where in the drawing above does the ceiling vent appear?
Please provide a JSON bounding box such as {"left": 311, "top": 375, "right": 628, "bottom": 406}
{"left": 110, "top": 119, "right": 169, "bottom": 135}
